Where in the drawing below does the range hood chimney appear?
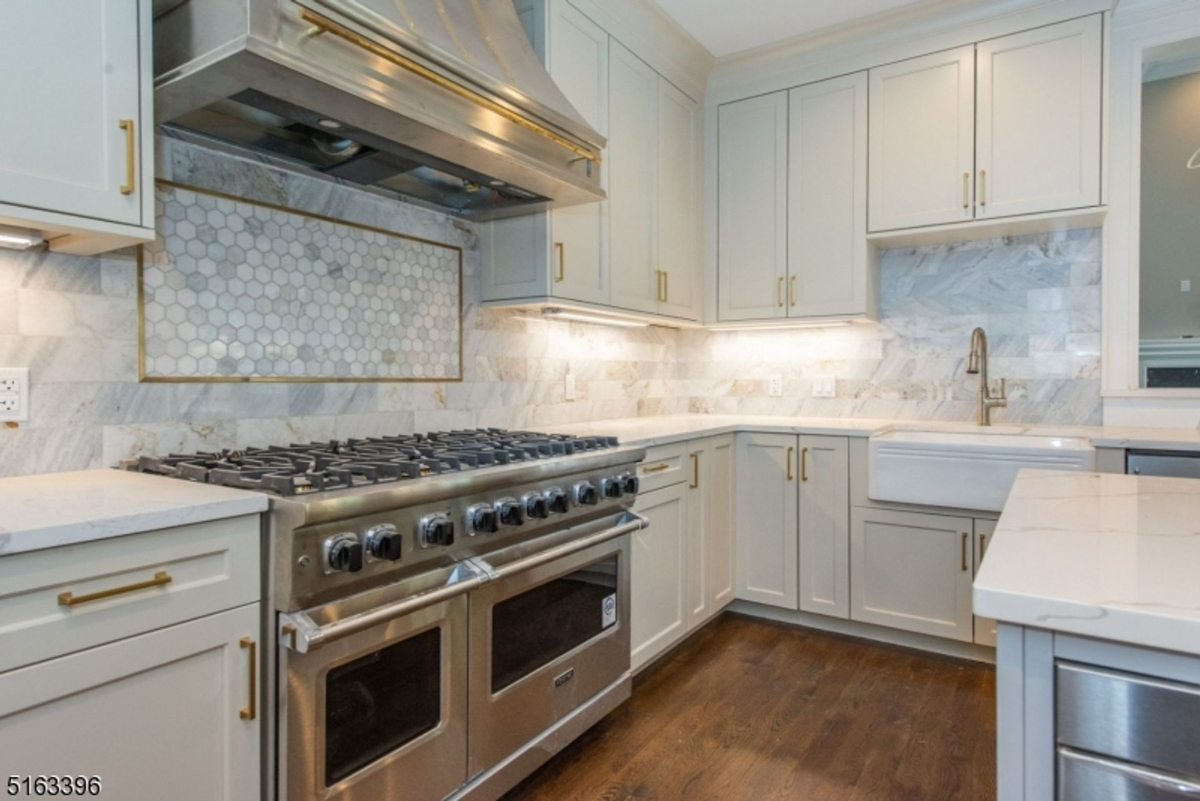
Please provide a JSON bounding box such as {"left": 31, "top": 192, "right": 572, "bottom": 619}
{"left": 152, "top": 0, "right": 605, "bottom": 219}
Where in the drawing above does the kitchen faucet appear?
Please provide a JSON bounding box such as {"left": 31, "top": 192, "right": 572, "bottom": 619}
{"left": 965, "top": 327, "right": 1007, "bottom": 426}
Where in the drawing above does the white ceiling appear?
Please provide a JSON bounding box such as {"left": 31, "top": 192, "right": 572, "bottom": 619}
{"left": 654, "top": 0, "right": 933, "bottom": 58}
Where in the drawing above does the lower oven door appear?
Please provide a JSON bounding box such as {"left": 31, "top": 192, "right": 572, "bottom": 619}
{"left": 467, "top": 530, "right": 632, "bottom": 777}
{"left": 281, "top": 595, "right": 467, "bottom": 801}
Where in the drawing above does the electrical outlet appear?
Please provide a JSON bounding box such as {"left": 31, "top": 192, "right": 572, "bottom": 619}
{"left": 564, "top": 372, "right": 576, "bottom": 401}
{"left": 767, "top": 374, "right": 783, "bottom": 398}
{"left": 0, "top": 368, "right": 29, "bottom": 422}
{"left": 1183, "top": 280, "right": 1192, "bottom": 293}
{"left": 813, "top": 374, "right": 837, "bottom": 398}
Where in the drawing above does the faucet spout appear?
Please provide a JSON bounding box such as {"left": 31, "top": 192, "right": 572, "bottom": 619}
{"left": 966, "top": 327, "right": 1005, "bottom": 426}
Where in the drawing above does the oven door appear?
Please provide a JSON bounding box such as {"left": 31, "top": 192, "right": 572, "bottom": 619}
{"left": 280, "top": 593, "right": 468, "bottom": 801}
{"left": 467, "top": 525, "right": 632, "bottom": 777}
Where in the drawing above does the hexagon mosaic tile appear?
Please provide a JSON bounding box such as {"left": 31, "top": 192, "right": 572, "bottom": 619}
{"left": 141, "top": 185, "right": 462, "bottom": 381}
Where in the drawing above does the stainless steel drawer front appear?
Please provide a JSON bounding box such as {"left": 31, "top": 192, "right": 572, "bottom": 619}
{"left": 1060, "top": 749, "right": 1200, "bottom": 800}
{"left": 1057, "top": 663, "right": 1200, "bottom": 780}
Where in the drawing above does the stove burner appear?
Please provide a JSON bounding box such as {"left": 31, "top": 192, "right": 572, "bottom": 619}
{"left": 130, "top": 429, "right": 620, "bottom": 497}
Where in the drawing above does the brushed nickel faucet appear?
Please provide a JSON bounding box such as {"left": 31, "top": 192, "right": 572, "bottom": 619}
{"left": 965, "top": 327, "right": 1007, "bottom": 426}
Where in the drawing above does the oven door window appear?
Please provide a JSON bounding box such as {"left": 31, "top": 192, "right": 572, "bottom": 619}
{"left": 491, "top": 554, "right": 620, "bottom": 694}
{"left": 324, "top": 627, "right": 441, "bottom": 786}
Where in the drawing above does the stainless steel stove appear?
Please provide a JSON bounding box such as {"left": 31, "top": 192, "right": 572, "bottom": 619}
{"left": 126, "top": 428, "right": 646, "bottom": 801}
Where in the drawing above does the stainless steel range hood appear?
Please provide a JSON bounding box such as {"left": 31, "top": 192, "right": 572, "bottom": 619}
{"left": 153, "top": 0, "right": 605, "bottom": 219}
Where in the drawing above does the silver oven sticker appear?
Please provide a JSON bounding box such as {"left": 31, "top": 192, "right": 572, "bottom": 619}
{"left": 602, "top": 594, "right": 617, "bottom": 628}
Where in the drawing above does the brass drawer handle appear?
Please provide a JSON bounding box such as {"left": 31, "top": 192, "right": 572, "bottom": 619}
{"left": 979, "top": 169, "right": 987, "bottom": 207}
{"left": 655, "top": 270, "right": 663, "bottom": 302}
{"left": 961, "top": 532, "right": 969, "bottom": 572}
{"left": 663, "top": 271, "right": 669, "bottom": 303}
{"left": 786, "top": 447, "right": 794, "bottom": 481}
{"left": 800, "top": 447, "right": 809, "bottom": 482}
{"left": 554, "top": 242, "right": 565, "bottom": 282}
{"left": 119, "top": 119, "right": 136, "bottom": 195}
{"left": 790, "top": 276, "right": 796, "bottom": 307}
{"left": 978, "top": 533, "right": 988, "bottom": 562}
{"left": 963, "top": 172, "right": 970, "bottom": 209}
{"left": 777, "top": 277, "right": 784, "bottom": 307}
{"left": 643, "top": 463, "right": 671, "bottom": 474}
{"left": 689, "top": 453, "right": 699, "bottom": 489}
{"left": 240, "top": 637, "right": 257, "bottom": 721}
{"left": 58, "top": 570, "right": 172, "bottom": 607}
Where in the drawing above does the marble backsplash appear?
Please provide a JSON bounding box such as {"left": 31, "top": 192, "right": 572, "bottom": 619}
{"left": 0, "top": 137, "right": 1101, "bottom": 478}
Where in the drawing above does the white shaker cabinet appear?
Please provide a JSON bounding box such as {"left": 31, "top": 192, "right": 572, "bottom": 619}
{"left": 975, "top": 16, "right": 1103, "bottom": 219}
{"left": 0, "top": 0, "right": 155, "bottom": 254}
{"left": 687, "top": 434, "right": 736, "bottom": 629}
{"left": 797, "top": 435, "right": 851, "bottom": 620}
{"left": 868, "top": 47, "right": 977, "bottom": 232}
{"left": 973, "top": 518, "right": 998, "bottom": 647}
{"left": 631, "top": 481, "right": 689, "bottom": 672}
{"left": 717, "top": 92, "right": 790, "bottom": 322}
{"left": 735, "top": 433, "right": 799, "bottom": 610}
{"left": 0, "top": 604, "right": 261, "bottom": 801}
{"left": 655, "top": 79, "right": 701, "bottom": 320}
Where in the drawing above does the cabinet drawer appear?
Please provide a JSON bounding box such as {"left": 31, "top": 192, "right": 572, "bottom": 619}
{"left": 1059, "top": 748, "right": 1200, "bottom": 800}
{"left": 637, "top": 442, "right": 688, "bottom": 491}
{"left": 0, "top": 515, "right": 261, "bottom": 673}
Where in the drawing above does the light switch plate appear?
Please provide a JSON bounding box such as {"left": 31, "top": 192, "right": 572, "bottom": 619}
{"left": 767, "top": 374, "right": 783, "bottom": 398}
{"left": 813, "top": 374, "right": 837, "bottom": 398}
{"left": 0, "top": 368, "right": 30, "bottom": 422}
{"left": 564, "top": 372, "right": 576, "bottom": 401}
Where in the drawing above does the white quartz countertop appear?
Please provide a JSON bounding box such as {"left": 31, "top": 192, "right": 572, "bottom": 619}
{"left": 0, "top": 470, "right": 268, "bottom": 557}
{"left": 974, "top": 470, "right": 1200, "bottom": 656}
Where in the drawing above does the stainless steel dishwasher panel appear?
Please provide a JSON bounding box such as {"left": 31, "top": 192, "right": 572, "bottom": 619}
{"left": 1059, "top": 749, "right": 1200, "bottom": 800}
{"left": 1126, "top": 450, "right": 1200, "bottom": 478}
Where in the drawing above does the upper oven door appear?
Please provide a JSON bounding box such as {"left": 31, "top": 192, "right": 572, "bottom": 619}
{"left": 467, "top": 531, "right": 632, "bottom": 778}
{"left": 281, "top": 596, "right": 467, "bottom": 801}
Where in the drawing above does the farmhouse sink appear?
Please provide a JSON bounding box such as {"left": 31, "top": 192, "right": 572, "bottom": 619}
{"left": 868, "top": 430, "right": 1096, "bottom": 512}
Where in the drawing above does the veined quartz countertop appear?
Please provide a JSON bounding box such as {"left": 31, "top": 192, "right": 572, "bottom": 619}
{"left": 0, "top": 470, "right": 268, "bottom": 557}
{"left": 974, "top": 470, "right": 1200, "bottom": 656}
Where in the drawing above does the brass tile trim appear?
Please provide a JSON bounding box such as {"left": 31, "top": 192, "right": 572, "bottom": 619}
{"left": 139, "top": 179, "right": 464, "bottom": 384}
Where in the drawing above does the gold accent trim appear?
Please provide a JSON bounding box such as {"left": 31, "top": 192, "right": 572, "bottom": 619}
{"left": 240, "top": 637, "right": 257, "bottom": 721}
{"left": 298, "top": 8, "right": 600, "bottom": 165}
{"left": 139, "top": 179, "right": 464, "bottom": 384}
{"left": 786, "top": 446, "right": 794, "bottom": 481}
{"left": 800, "top": 446, "right": 808, "bottom": 482}
{"left": 643, "top": 463, "right": 671, "bottom": 474}
{"left": 119, "top": 119, "right": 136, "bottom": 195}
{"left": 58, "top": 571, "right": 172, "bottom": 607}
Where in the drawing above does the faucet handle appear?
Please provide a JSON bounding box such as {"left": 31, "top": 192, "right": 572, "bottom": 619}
{"left": 992, "top": 378, "right": 1008, "bottom": 403}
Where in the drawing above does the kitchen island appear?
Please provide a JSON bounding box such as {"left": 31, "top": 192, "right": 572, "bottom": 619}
{"left": 974, "top": 470, "right": 1200, "bottom": 801}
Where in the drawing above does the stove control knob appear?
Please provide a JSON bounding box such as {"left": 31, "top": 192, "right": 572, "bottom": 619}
{"left": 619, "top": 472, "right": 640, "bottom": 495}
{"left": 418, "top": 513, "right": 455, "bottom": 548}
{"left": 364, "top": 524, "right": 403, "bottom": 561}
{"left": 523, "top": 491, "right": 550, "bottom": 520}
{"left": 544, "top": 487, "right": 570, "bottom": 515}
{"left": 495, "top": 497, "right": 526, "bottom": 527}
{"left": 600, "top": 476, "right": 625, "bottom": 499}
{"left": 572, "top": 480, "right": 599, "bottom": 507}
{"left": 326, "top": 534, "right": 364, "bottom": 573}
{"left": 466, "top": 503, "right": 499, "bottom": 535}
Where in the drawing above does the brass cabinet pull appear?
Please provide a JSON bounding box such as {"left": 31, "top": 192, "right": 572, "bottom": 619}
{"left": 979, "top": 169, "right": 987, "bottom": 207}
{"left": 644, "top": 463, "right": 671, "bottom": 473}
{"left": 963, "top": 172, "right": 970, "bottom": 209}
{"left": 663, "top": 271, "right": 669, "bottom": 303}
{"left": 800, "top": 447, "right": 809, "bottom": 482}
{"left": 978, "top": 533, "right": 987, "bottom": 562}
{"left": 239, "top": 637, "right": 257, "bottom": 721}
{"left": 961, "top": 532, "right": 969, "bottom": 572}
{"left": 554, "top": 242, "right": 565, "bottom": 282}
{"left": 789, "top": 276, "right": 797, "bottom": 307}
{"left": 689, "top": 453, "right": 699, "bottom": 488}
{"left": 777, "top": 277, "right": 784, "bottom": 308}
{"left": 786, "top": 446, "right": 794, "bottom": 481}
{"left": 119, "top": 119, "right": 136, "bottom": 195}
{"left": 58, "top": 570, "right": 172, "bottom": 607}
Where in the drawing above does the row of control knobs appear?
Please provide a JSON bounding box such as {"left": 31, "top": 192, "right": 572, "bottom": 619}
{"left": 324, "top": 472, "right": 639, "bottom": 573}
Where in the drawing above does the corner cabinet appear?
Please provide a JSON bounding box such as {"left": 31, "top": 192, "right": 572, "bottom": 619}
{"left": 735, "top": 433, "right": 799, "bottom": 608}
{"left": 0, "top": 0, "right": 156, "bottom": 254}
{"left": 483, "top": 0, "right": 702, "bottom": 325}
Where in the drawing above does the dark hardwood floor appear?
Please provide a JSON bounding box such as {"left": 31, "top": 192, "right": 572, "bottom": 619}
{"left": 502, "top": 614, "right": 996, "bottom": 801}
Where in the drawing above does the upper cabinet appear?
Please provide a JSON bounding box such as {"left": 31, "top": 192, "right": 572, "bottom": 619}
{"left": 869, "top": 16, "right": 1103, "bottom": 233}
{"left": 0, "top": 0, "right": 155, "bottom": 254}
{"left": 482, "top": 0, "right": 703, "bottom": 324}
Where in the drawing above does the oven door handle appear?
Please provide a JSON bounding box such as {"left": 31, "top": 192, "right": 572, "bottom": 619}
{"left": 280, "top": 511, "right": 649, "bottom": 653}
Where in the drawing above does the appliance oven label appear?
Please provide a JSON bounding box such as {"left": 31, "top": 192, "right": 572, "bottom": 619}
{"left": 602, "top": 594, "right": 617, "bottom": 628}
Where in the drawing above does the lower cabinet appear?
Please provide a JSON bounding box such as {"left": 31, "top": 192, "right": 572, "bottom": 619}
{"left": 0, "top": 603, "right": 261, "bottom": 801}
{"left": 631, "top": 481, "right": 689, "bottom": 671}
{"left": 735, "top": 433, "right": 799, "bottom": 609}
{"left": 850, "top": 508, "right": 976, "bottom": 643}
{"left": 797, "top": 435, "right": 851, "bottom": 619}
{"left": 973, "top": 518, "right": 998, "bottom": 647}
{"left": 687, "top": 435, "right": 736, "bottom": 628}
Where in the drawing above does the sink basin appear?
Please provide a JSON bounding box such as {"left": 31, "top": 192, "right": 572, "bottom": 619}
{"left": 868, "top": 430, "right": 1096, "bottom": 512}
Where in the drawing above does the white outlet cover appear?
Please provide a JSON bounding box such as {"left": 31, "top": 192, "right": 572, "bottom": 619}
{"left": 0, "top": 367, "right": 30, "bottom": 422}
{"left": 767, "top": 374, "right": 783, "bottom": 398}
{"left": 813, "top": 374, "right": 837, "bottom": 398}
{"left": 564, "top": 372, "right": 576, "bottom": 401}
{"left": 1183, "top": 280, "right": 1192, "bottom": 293}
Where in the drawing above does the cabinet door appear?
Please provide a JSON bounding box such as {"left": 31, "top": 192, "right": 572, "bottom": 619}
{"left": 868, "top": 47, "right": 976, "bottom": 232}
{"left": 976, "top": 16, "right": 1102, "bottom": 219}
{"left": 973, "top": 518, "right": 998, "bottom": 647}
{"left": 656, "top": 78, "right": 701, "bottom": 321}
{"left": 0, "top": 604, "right": 260, "bottom": 801}
{"left": 608, "top": 40, "right": 659, "bottom": 315}
{"left": 687, "top": 434, "right": 736, "bottom": 629}
{"left": 735, "top": 433, "right": 799, "bottom": 610}
{"left": 547, "top": 1, "right": 610, "bottom": 305}
{"left": 717, "top": 92, "right": 789, "bottom": 321}
{"left": 631, "top": 483, "right": 688, "bottom": 671}
{"left": 850, "top": 508, "right": 974, "bottom": 642}
{"left": 0, "top": 0, "right": 143, "bottom": 226}
{"left": 788, "top": 74, "right": 869, "bottom": 318}
{"left": 798, "top": 436, "right": 851, "bottom": 619}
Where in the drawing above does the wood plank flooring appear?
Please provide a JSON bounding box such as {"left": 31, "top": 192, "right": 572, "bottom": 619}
{"left": 502, "top": 614, "right": 996, "bottom": 801}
